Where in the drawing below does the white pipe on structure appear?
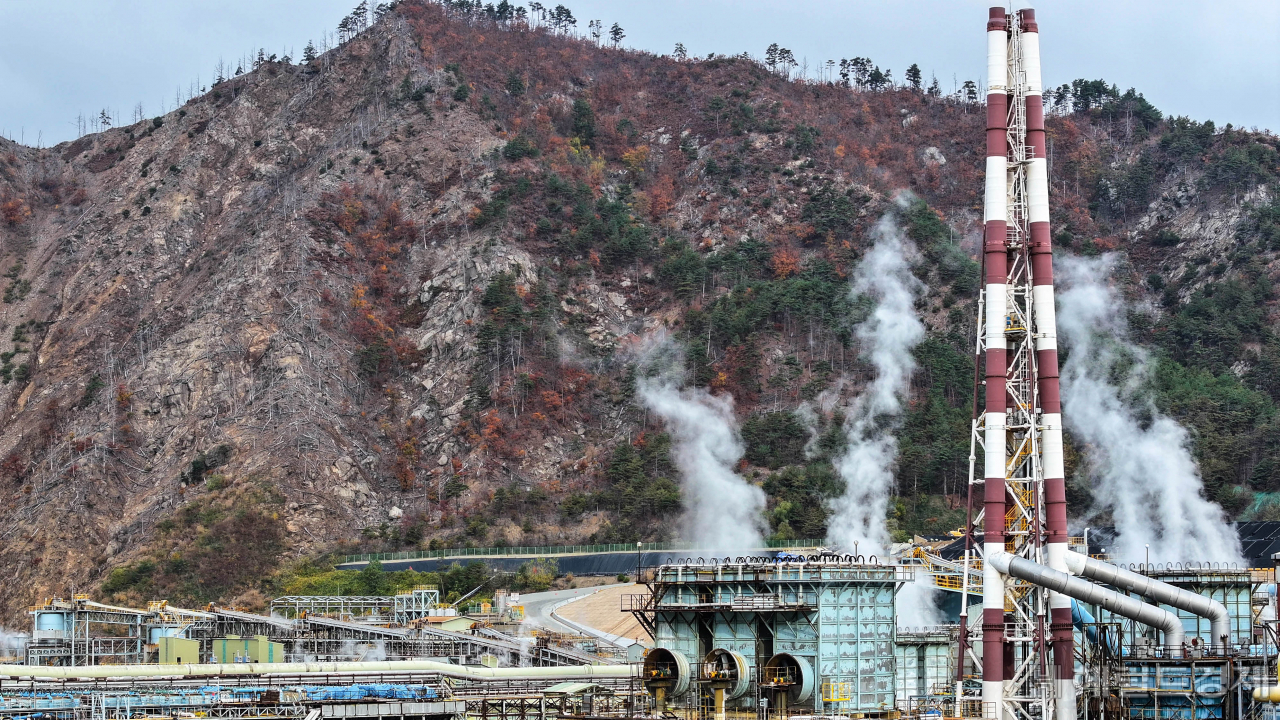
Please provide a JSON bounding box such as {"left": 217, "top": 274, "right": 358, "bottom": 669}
{"left": 1, "top": 660, "right": 631, "bottom": 682}
{"left": 1065, "top": 551, "right": 1230, "bottom": 652}
{"left": 987, "top": 553, "right": 1184, "bottom": 656}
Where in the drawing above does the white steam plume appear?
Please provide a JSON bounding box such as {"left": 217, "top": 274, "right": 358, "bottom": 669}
{"left": 828, "top": 212, "right": 926, "bottom": 558}
{"left": 0, "top": 627, "right": 27, "bottom": 661}
{"left": 896, "top": 569, "right": 945, "bottom": 628}
{"left": 1057, "top": 254, "right": 1242, "bottom": 565}
{"left": 796, "top": 380, "right": 845, "bottom": 459}
{"left": 636, "top": 337, "right": 766, "bottom": 552}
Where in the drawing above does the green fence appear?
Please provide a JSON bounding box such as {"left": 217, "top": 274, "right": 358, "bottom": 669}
{"left": 340, "top": 538, "right": 829, "bottom": 565}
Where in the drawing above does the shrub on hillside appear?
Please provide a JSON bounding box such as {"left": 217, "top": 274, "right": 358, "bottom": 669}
{"left": 741, "top": 411, "right": 807, "bottom": 469}
{"left": 502, "top": 136, "right": 539, "bottom": 161}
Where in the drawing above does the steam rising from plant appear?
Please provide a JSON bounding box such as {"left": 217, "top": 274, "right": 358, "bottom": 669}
{"left": 828, "top": 212, "right": 926, "bottom": 558}
{"left": 1056, "top": 254, "right": 1242, "bottom": 564}
{"left": 360, "top": 640, "right": 387, "bottom": 662}
{"left": 636, "top": 337, "right": 767, "bottom": 552}
{"left": 897, "top": 568, "right": 945, "bottom": 628}
{"left": 796, "top": 381, "right": 845, "bottom": 460}
{"left": 0, "top": 628, "right": 26, "bottom": 661}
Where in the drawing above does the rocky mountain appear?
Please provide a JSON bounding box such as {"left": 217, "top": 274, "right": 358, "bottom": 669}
{"left": 0, "top": 1, "right": 1276, "bottom": 619}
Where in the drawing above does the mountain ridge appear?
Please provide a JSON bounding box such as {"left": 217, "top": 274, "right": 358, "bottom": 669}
{"left": 0, "top": 0, "right": 1276, "bottom": 620}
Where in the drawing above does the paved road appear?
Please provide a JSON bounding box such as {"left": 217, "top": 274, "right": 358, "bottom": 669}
{"left": 557, "top": 587, "right": 646, "bottom": 648}
{"left": 519, "top": 584, "right": 621, "bottom": 635}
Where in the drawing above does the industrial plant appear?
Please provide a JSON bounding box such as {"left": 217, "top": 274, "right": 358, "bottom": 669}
{"left": 2, "top": 7, "right": 1277, "bottom": 720}
{"left": 600, "top": 7, "right": 1280, "bottom": 720}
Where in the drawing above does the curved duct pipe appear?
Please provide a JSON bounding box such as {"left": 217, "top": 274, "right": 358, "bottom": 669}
{"left": 1254, "top": 686, "right": 1280, "bottom": 703}
{"left": 1065, "top": 551, "right": 1229, "bottom": 653}
{"left": 1071, "top": 600, "right": 1099, "bottom": 645}
{"left": 987, "top": 553, "right": 1183, "bottom": 656}
{"left": 1, "top": 660, "right": 630, "bottom": 682}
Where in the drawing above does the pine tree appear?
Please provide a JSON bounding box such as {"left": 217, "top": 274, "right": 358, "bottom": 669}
{"left": 765, "top": 43, "right": 779, "bottom": 72}
{"left": 1052, "top": 84, "right": 1072, "bottom": 113}
{"left": 857, "top": 58, "right": 873, "bottom": 88}
{"left": 906, "top": 63, "right": 923, "bottom": 91}
{"left": 777, "top": 48, "right": 796, "bottom": 78}
{"left": 572, "top": 98, "right": 595, "bottom": 142}
{"left": 962, "top": 80, "right": 978, "bottom": 103}
{"left": 673, "top": 43, "right": 687, "bottom": 61}
{"left": 303, "top": 41, "right": 317, "bottom": 64}
{"left": 927, "top": 74, "right": 941, "bottom": 96}
{"left": 609, "top": 22, "right": 624, "bottom": 47}
{"left": 550, "top": 5, "right": 575, "bottom": 33}
{"left": 505, "top": 71, "right": 525, "bottom": 96}
{"left": 839, "top": 58, "right": 867, "bottom": 88}
{"left": 868, "top": 66, "right": 887, "bottom": 91}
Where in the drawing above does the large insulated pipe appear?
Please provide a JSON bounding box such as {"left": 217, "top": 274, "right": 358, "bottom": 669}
{"left": 987, "top": 553, "right": 1184, "bottom": 655}
{"left": 1017, "top": 10, "right": 1073, "bottom": 720}
{"left": 1065, "top": 551, "right": 1230, "bottom": 652}
{"left": 1254, "top": 687, "right": 1280, "bottom": 703}
{"left": 981, "top": 7, "right": 1010, "bottom": 719}
{"left": 0, "top": 660, "right": 630, "bottom": 682}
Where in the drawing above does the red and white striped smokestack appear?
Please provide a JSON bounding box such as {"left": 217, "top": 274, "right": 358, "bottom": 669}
{"left": 1018, "top": 10, "right": 1075, "bottom": 720}
{"left": 981, "top": 7, "right": 1009, "bottom": 719}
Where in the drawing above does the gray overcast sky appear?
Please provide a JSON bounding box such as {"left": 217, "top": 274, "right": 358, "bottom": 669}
{"left": 1, "top": 1, "right": 1277, "bottom": 147}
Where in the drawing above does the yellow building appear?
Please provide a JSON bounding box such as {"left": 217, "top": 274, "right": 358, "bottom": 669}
{"left": 157, "top": 637, "right": 201, "bottom": 664}
{"left": 212, "top": 635, "right": 285, "bottom": 663}
{"left": 425, "top": 616, "right": 478, "bottom": 632}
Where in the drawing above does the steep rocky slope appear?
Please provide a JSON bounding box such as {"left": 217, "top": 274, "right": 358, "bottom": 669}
{"left": 0, "top": 2, "right": 1276, "bottom": 618}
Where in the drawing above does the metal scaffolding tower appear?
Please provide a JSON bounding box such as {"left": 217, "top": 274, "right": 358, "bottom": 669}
{"left": 960, "top": 7, "right": 1070, "bottom": 720}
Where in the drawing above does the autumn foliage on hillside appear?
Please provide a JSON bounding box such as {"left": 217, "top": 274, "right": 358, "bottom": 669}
{"left": 399, "top": 0, "right": 985, "bottom": 214}
{"left": 3, "top": 0, "right": 1279, "bottom": 614}
{"left": 309, "top": 185, "right": 422, "bottom": 381}
{"left": 379, "top": 0, "right": 1279, "bottom": 546}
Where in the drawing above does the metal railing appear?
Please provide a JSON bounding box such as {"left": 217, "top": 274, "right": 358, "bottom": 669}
{"left": 729, "top": 593, "right": 817, "bottom": 610}
{"left": 637, "top": 592, "right": 819, "bottom": 612}
{"left": 621, "top": 594, "right": 654, "bottom": 613}
{"left": 341, "top": 539, "right": 827, "bottom": 564}
{"left": 958, "top": 700, "right": 998, "bottom": 718}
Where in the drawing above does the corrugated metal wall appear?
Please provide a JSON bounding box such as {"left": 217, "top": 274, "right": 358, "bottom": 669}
{"left": 650, "top": 564, "right": 900, "bottom": 712}
{"left": 894, "top": 632, "right": 954, "bottom": 704}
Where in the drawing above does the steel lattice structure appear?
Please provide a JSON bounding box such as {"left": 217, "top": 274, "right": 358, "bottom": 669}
{"left": 958, "top": 7, "right": 1073, "bottom": 720}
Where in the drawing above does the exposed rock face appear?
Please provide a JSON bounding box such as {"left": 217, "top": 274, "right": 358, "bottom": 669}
{"left": 0, "top": 9, "right": 706, "bottom": 617}
{"left": 0, "top": 16, "right": 533, "bottom": 616}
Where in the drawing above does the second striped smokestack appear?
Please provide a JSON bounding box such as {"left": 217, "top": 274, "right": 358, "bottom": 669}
{"left": 1017, "top": 9, "right": 1076, "bottom": 720}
